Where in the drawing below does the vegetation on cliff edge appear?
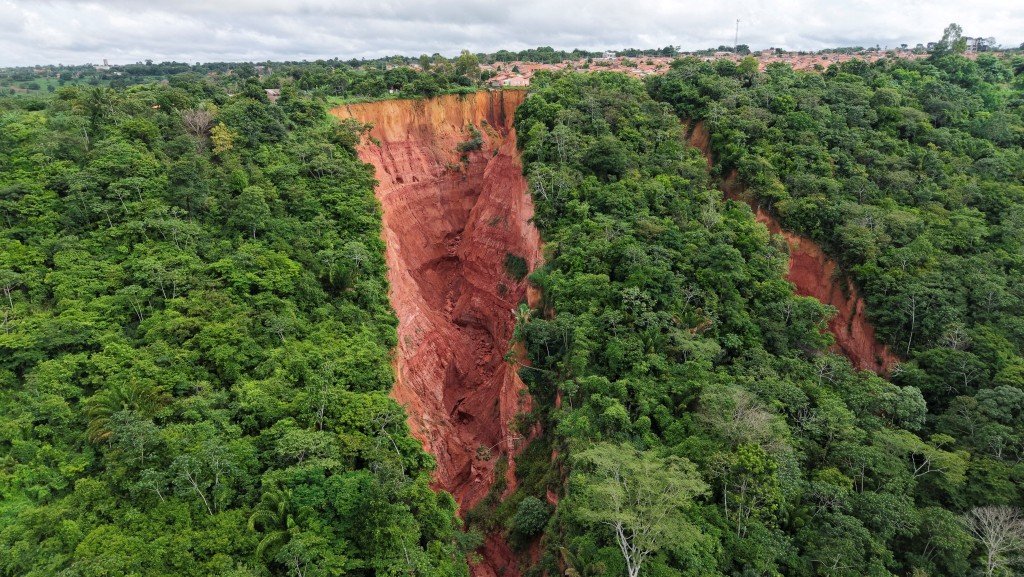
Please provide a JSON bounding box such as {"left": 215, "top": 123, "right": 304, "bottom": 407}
{"left": 0, "top": 78, "right": 467, "bottom": 576}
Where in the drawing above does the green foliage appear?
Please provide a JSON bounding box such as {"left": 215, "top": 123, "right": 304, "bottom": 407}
{"left": 456, "top": 123, "right": 485, "bottom": 156}
{"left": 571, "top": 443, "right": 710, "bottom": 577}
{"left": 639, "top": 26, "right": 1024, "bottom": 577}
{"left": 511, "top": 496, "right": 550, "bottom": 539}
{"left": 5, "top": 36, "right": 1024, "bottom": 576}
{"left": 510, "top": 52, "right": 1024, "bottom": 576}
{"left": 0, "top": 78, "right": 466, "bottom": 576}
{"left": 504, "top": 253, "right": 529, "bottom": 281}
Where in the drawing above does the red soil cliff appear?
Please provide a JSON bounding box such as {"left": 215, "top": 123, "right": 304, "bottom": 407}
{"left": 688, "top": 121, "right": 899, "bottom": 374}
{"left": 330, "top": 91, "right": 542, "bottom": 575}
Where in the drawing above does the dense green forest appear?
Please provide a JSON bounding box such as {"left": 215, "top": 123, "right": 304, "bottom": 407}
{"left": 496, "top": 38, "right": 1024, "bottom": 577}
{"left": 0, "top": 79, "right": 468, "bottom": 575}
{"left": 4, "top": 28, "right": 1024, "bottom": 577}
{"left": 648, "top": 28, "right": 1024, "bottom": 508}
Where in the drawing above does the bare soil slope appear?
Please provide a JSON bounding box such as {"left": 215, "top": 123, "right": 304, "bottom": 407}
{"left": 330, "top": 91, "right": 542, "bottom": 536}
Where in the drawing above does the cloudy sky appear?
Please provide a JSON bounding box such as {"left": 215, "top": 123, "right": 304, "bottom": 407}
{"left": 2, "top": 0, "right": 1021, "bottom": 67}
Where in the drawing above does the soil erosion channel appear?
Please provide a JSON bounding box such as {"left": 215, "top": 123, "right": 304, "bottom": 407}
{"left": 330, "top": 92, "right": 541, "bottom": 572}
{"left": 689, "top": 120, "right": 899, "bottom": 374}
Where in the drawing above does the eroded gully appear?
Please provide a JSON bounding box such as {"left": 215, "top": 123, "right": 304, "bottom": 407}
{"left": 331, "top": 91, "right": 541, "bottom": 577}
{"left": 688, "top": 120, "right": 899, "bottom": 374}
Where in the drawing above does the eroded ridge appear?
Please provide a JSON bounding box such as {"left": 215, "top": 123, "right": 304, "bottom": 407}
{"left": 688, "top": 120, "right": 899, "bottom": 374}
{"left": 330, "top": 92, "right": 541, "bottom": 514}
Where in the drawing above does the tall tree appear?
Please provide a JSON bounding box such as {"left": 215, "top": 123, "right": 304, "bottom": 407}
{"left": 572, "top": 443, "right": 708, "bottom": 577}
{"left": 963, "top": 506, "right": 1024, "bottom": 577}
{"left": 931, "top": 23, "right": 967, "bottom": 58}
{"left": 454, "top": 49, "right": 481, "bottom": 79}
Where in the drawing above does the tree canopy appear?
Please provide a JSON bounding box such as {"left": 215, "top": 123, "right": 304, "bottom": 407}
{"left": 494, "top": 43, "right": 1024, "bottom": 575}
{"left": 0, "top": 75, "right": 466, "bottom": 577}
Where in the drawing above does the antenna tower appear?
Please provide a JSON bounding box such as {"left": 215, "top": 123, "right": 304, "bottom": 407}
{"left": 735, "top": 19, "right": 740, "bottom": 52}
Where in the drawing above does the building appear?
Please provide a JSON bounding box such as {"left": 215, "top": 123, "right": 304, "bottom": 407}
{"left": 963, "top": 37, "right": 995, "bottom": 52}
{"left": 489, "top": 75, "right": 529, "bottom": 88}
{"left": 503, "top": 75, "right": 529, "bottom": 87}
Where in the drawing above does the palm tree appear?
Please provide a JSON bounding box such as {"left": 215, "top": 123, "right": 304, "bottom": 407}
{"left": 85, "top": 379, "right": 166, "bottom": 445}
{"left": 248, "top": 484, "right": 310, "bottom": 561}
{"left": 511, "top": 303, "right": 533, "bottom": 342}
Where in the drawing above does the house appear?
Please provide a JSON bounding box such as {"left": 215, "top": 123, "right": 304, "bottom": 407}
{"left": 264, "top": 89, "right": 281, "bottom": 103}
{"left": 964, "top": 37, "right": 994, "bottom": 52}
{"left": 502, "top": 75, "right": 529, "bottom": 87}
{"left": 489, "top": 75, "right": 529, "bottom": 88}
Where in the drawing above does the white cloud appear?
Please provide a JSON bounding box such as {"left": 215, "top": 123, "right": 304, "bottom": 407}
{"left": 1, "top": 0, "right": 1020, "bottom": 66}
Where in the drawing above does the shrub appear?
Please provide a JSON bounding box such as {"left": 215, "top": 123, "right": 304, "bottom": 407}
{"left": 457, "top": 124, "right": 484, "bottom": 153}
{"left": 511, "top": 496, "right": 549, "bottom": 538}
{"left": 504, "top": 253, "right": 528, "bottom": 281}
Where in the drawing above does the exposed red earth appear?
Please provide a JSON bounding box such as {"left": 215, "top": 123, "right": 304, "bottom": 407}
{"left": 327, "top": 91, "right": 895, "bottom": 576}
{"left": 330, "top": 91, "right": 542, "bottom": 576}
{"left": 689, "top": 121, "right": 899, "bottom": 374}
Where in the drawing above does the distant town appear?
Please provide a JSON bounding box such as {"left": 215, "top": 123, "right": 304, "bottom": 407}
{"left": 1, "top": 37, "right": 1012, "bottom": 96}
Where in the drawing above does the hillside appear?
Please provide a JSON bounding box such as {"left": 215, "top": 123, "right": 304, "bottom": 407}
{"left": 0, "top": 80, "right": 467, "bottom": 576}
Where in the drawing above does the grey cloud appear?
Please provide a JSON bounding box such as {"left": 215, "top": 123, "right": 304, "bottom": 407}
{"left": 1, "top": 0, "right": 1020, "bottom": 67}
